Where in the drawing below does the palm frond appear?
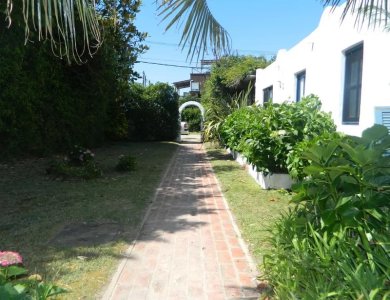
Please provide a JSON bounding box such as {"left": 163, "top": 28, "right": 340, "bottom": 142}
{"left": 7, "top": 0, "right": 102, "bottom": 63}
{"left": 158, "top": 0, "right": 231, "bottom": 62}
{"left": 323, "top": 0, "right": 389, "bottom": 28}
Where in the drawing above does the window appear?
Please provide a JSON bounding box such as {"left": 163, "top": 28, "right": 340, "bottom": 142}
{"left": 296, "top": 70, "right": 306, "bottom": 102}
{"left": 263, "top": 86, "right": 273, "bottom": 103}
{"left": 191, "top": 81, "right": 200, "bottom": 92}
{"left": 343, "top": 44, "right": 363, "bottom": 124}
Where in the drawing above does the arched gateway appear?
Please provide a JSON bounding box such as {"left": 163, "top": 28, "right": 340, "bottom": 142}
{"left": 179, "top": 101, "right": 205, "bottom": 121}
{"left": 178, "top": 101, "right": 205, "bottom": 141}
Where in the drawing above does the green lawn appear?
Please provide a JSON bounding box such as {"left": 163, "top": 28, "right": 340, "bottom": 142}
{"left": 0, "top": 141, "right": 178, "bottom": 299}
{"left": 205, "top": 146, "right": 291, "bottom": 266}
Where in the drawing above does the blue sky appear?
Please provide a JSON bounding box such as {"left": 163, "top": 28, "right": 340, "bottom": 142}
{"left": 133, "top": 0, "right": 331, "bottom": 86}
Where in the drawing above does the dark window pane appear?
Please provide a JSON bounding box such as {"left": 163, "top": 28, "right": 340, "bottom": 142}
{"left": 343, "top": 44, "right": 363, "bottom": 124}
{"left": 296, "top": 71, "right": 306, "bottom": 102}
{"left": 263, "top": 86, "right": 273, "bottom": 103}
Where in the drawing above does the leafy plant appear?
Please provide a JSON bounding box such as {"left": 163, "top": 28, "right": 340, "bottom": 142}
{"left": 47, "top": 146, "right": 102, "bottom": 179}
{"left": 263, "top": 124, "right": 390, "bottom": 299}
{"left": 116, "top": 155, "right": 137, "bottom": 172}
{"left": 0, "top": 251, "right": 66, "bottom": 299}
{"left": 202, "top": 55, "right": 270, "bottom": 143}
{"left": 68, "top": 145, "right": 95, "bottom": 166}
{"left": 286, "top": 131, "right": 345, "bottom": 179}
{"left": 220, "top": 95, "right": 336, "bottom": 174}
{"left": 125, "top": 83, "right": 179, "bottom": 141}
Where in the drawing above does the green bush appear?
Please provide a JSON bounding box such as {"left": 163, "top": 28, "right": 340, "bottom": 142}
{"left": 286, "top": 131, "right": 345, "bottom": 179}
{"left": 116, "top": 155, "right": 137, "bottom": 172}
{"left": 181, "top": 107, "right": 202, "bottom": 132}
{"left": 125, "top": 83, "right": 179, "bottom": 141}
{"left": 201, "top": 55, "right": 271, "bottom": 142}
{"left": 46, "top": 146, "right": 102, "bottom": 179}
{"left": 220, "top": 95, "right": 336, "bottom": 174}
{"left": 0, "top": 1, "right": 146, "bottom": 158}
{"left": 264, "top": 124, "right": 390, "bottom": 299}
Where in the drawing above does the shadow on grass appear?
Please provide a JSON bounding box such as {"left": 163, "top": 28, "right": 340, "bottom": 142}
{"left": 0, "top": 141, "right": 245, "bottom": 298}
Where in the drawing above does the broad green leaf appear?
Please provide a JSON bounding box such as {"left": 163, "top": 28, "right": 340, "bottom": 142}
{"left": 6, "top": 266, "right": 28, "bottom": 278}
{"left": 362, "top": 124, "right": 389, "bottom": 142}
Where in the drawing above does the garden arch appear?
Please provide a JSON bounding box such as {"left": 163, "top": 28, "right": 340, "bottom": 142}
{"left": 178, "top": 101, "right": 205, "bottom": 141}
{"left": 179, "top": 101, "right": 205, "bottom": 121}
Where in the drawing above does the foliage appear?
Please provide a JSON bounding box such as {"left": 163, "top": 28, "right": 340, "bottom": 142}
{"left": 116, "top": 154, "right": 137, "bottom": 172}
{"left": 0, "top": 252, "right": 66, "bottom": 299}
{"left": 220, "top": 95, "right": 336, "bottom": 174}
{"left": 68, "top": 145, "right": 95, "bottom": 166}
{"left": 264, "top": 124, "right": 390, "bottom": 299}
{"left": 158, "top": 0, "right": 231, "bottom": 61}
{"left": 125, "top": 83, "right": 179, "bottom": 141}
{"left": 286, "top": 131, "right": 345, "bottom": 179}
{"left": 181, "top": 107, "right": 202, "bottom": 132}
{"left": 0, "top": 1, "right": 146, "bottom": 158}
{"left": 202, "top": 55, "right": 270, "bottom": 142}
{"left": 46, "top": 146, "right": 102, "bottom": 179}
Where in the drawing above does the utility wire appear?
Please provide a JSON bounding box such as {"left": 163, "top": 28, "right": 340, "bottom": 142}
{"left": 137, "top": 60, "right": 202, "bottom": 69}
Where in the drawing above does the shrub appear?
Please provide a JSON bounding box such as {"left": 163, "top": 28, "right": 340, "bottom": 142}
{"left": 181, "top": 107, "right": 202, "bottom": 132}
{"left": 286, "top": 131, "right": 345, "bottom": 179}
{"left": 125, "top": 83, "right": 179, "bottom": 141}
{"left": 46, "top": 146, "right": 102, "bottom": 179}
{"left": 0, "top": 251, "right": 66, "bottom": 299}
{"left": 220, "top": 95, "right": 336, "bottom": 174}
{"left": 201, "top": 55, "right": 271, "bottom": 142}
{"left": 116, "top": 155, "right": 137, "bottom": 172}
{"left": 264, "top": 124, "right": 390, "bottom": 298}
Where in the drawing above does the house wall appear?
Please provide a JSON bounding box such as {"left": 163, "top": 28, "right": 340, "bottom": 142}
{"left": 255, "top": 5, "right": 390, "bottom": 136}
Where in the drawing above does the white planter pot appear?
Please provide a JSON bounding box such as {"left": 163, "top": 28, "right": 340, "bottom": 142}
{"left": 226, "top": 148, "right": 294, "bottom": 190}
{"left": 257, "top": 172, "right": 294, "bottom": 190}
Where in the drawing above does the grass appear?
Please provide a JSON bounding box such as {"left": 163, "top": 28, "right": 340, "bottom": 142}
{"left": 0, "top": 141, "right": 178, "bottom": 299}
{"left": 205, "top": 145, "right": 292, "bottom": 266}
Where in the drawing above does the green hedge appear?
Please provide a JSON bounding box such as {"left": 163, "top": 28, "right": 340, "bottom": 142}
{"left": 220, "top": 95, "right": 336, "bottom": 174}
{"left": 125, "top": 83, "right": 179, "bottom": 141}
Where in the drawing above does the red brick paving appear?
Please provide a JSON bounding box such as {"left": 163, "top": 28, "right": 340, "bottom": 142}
{"left": 102, "top": 142, "right": 259, "bottom": 300}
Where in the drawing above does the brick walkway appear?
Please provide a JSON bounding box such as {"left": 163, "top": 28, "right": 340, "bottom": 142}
{"left": 102, "top": 141, "right": 259, "bottom": 300}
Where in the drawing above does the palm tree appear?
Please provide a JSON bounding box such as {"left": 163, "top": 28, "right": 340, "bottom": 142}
{"left": 158, "top": 0, "right": 389, "bottom": 60}
{"left": 3, "top": 0, "right": 389, "bottom": 63}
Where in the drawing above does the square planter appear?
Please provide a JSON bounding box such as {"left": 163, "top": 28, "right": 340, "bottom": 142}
{"left": 257, "top": 172, "right": 294, "bottom": 190}
{"left": 226, "top": 148, "right": 294, "bottom": 190}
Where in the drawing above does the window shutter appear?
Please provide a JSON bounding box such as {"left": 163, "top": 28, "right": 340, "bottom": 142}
{"left": 382, "top": 111, "right": 390, "bottom": 133}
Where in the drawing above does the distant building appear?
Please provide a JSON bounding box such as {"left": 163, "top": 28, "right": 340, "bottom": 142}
{"left": 255, "top": 4, "right": 390, "bottom": 136}
{"left": 173, "top": 73, "right": 210, "bottom": 97}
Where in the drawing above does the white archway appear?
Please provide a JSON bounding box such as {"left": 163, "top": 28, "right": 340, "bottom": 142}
{"left": 178, "top": 101, "right": 205, "bottom": 141}
{"left": 179, "top": 101, "right": 205, "bottom": 121}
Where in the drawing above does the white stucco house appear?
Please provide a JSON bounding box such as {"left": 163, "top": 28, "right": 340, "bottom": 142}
{"left": 255, "top": 4, "right": 390, "bottom": 136}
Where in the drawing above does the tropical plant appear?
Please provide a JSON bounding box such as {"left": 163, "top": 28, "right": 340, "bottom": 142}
{"left": 2, "top": 0, "right": 388, "bottom": 64}
{"left": 264, "top": 124, "right": 390, "bottom": 299}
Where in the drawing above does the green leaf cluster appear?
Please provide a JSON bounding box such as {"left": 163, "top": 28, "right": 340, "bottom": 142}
{"left": 220, "top": 95, "right": 336, "bottom": 174}
{"left": 201, "top": 55, "right": 271, "bottom": 142}
{"left": 0, "top": 0, "right": 146, "bottom": 158}
{"left": 125, "top": 83, "right": 180, "bottom": 141}
{"left": 264, "top": 124, "right": 390, "bottom": 299}
{"left": 0, "top": 265, "right": 66, "bottom": 300}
